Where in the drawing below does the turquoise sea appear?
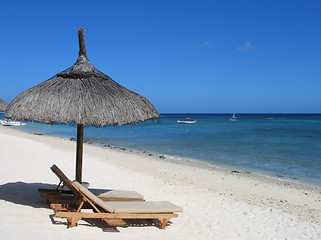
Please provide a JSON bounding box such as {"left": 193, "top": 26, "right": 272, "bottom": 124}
{"left": 1, "top": 113, "right": 321, "bottom": 187}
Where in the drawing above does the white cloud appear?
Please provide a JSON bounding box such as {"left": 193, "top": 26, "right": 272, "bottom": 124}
{"left": 237, "top": 41, "right": 257, "bottom": 51}
{"left": 198, "top": 41, "right": 211, "bottom": 48}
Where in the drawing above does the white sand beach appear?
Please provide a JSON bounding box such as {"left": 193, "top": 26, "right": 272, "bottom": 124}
{"left": 0, "top": 126, "right": 320, "bottom": 240}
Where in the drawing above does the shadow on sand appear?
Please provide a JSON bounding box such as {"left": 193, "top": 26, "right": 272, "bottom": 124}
{"left": 0, "top": 181, "right": 55, "bottom": 208}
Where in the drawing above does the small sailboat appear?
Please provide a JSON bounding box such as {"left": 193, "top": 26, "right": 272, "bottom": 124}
{"left": 229, "top": 113, "right": 237, "bottom": 121}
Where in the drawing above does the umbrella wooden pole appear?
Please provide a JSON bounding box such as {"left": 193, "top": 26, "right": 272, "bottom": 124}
{"left": 76, "top": 124, "right": 84, "bottom": 183}
{"left": 78, "top": 28, "right": 87, "bottom": 59}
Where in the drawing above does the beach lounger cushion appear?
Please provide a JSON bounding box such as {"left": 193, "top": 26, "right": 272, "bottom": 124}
{"left": 101, "top": 201, "right": 183, "bottom": 214}
{"left": 90, "top": 189, "right": 144, "bottom": 200}
{"left": 73, "top": 181, "right": 183, "bottom": 214}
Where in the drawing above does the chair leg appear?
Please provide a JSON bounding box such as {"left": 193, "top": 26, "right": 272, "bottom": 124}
{"left": 159, "top": 218, "right": 170, "bottom": 229}
{"left": 67, "top": 216, "right": 82, "bottom": 228}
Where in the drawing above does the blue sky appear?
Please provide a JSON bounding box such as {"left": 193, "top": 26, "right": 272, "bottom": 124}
{"left": 0, "top": 0, "right": 320, "bottom": 113}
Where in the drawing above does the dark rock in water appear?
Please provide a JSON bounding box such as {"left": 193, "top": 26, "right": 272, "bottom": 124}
{"left": 159, "top": 155, "right": 165, "bottom": 159}
{"left": 70, "top": 138, "right": 76, "bottom": 141}
{"left": 34, "top": 133, "right": 43, "bottom": 136}
{"left": 231, "top": 170, "right": 240, "bottom": 174}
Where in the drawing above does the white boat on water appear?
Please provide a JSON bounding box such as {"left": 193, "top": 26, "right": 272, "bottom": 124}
{"left": 229, "top": 113, "right": 237, "bottom": 121}
{"left": 0, "top": 119, "right": 26, "bottom": 126}
{"left": 177, "top": 119, "right": 196, "bottom": 124}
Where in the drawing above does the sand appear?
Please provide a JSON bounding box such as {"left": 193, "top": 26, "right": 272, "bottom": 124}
{"left": 0, "top": 126, "right": 320, "bottom": 240}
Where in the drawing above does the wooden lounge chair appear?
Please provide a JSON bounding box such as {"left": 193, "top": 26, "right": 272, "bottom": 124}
{"left": 38, "top": 165, "right": 144, "bottom": 203}
{"left": 51, "top": 181, "right": 183, "bottom": 229}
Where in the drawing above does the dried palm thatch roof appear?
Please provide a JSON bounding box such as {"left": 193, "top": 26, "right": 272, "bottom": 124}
{"left": 0, "top": 99, "right": 8, "bottom": 112}
{"left": 5, "top": 29, "right": 159, "bottom": 126}
{"left": 5, "top": 74, "right": 158, "bottom": 126}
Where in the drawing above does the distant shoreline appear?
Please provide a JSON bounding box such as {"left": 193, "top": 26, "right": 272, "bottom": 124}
{"left": 4, "top": 124, "right": 321, "bottom": 191}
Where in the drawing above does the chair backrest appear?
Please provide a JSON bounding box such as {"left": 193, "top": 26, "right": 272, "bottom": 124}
{"left": 51, "top": 165, "right": 78, "bottom": 195}
{"left": 72, "top": 181, "right": 115, "bottom": 213}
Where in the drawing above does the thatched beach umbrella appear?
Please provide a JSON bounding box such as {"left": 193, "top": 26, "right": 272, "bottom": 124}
{"left": 5, "top": 28, "right": 159, "bottom": 182}
{"left": 0, "top": 99, "right": 8, "bottom": 112}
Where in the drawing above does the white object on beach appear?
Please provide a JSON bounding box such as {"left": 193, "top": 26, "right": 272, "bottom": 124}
{"left": 0, "top": 119, "right": 26, "bottom": 126}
